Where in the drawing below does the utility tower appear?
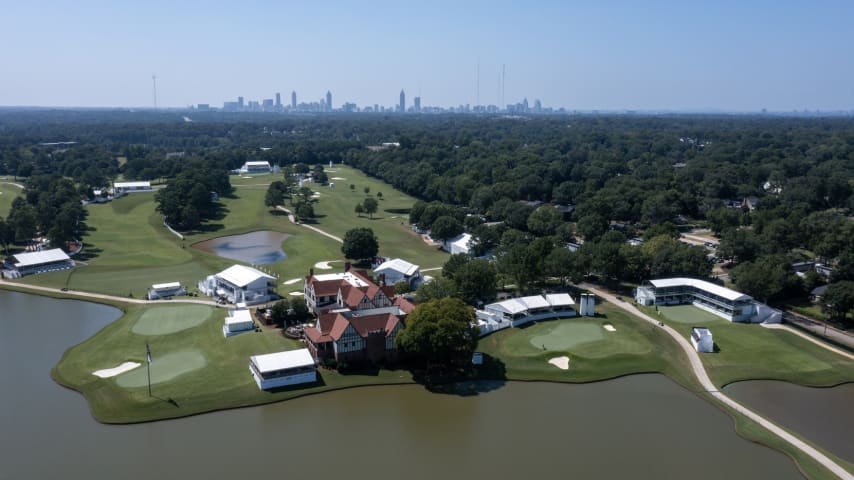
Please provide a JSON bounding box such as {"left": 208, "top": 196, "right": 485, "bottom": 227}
{"left": 152, "top": 74, "right": 158, "bottom": 110}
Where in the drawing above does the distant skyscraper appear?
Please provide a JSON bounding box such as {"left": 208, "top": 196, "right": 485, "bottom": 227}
{"left": 326, "top": 90, "right": 332, "bottom": 112}
{"left": 275, "top": 92, "right": 281, "bottom": 108}
{"left": 399, "top": 89, "right": 406, "bottom": 113}
{"left": 238, "top": 96, "right": 245, "bottom": 110}
{"left": 291, "top": 91, "right": 297, "bottom": 109}
{"left": 414, "top": 96, "right": 421, "bottom": 113}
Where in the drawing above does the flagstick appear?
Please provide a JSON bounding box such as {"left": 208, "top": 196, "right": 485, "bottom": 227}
{"left": 147, "top": 358, "right": 151, "bottom": 397}
{"left": 146, "top": 342, "right": 152, "bottom": 397}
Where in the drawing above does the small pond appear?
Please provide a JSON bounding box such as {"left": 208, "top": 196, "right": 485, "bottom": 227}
{"left": 193, "top": 230, "right": 289, "bottom": 264}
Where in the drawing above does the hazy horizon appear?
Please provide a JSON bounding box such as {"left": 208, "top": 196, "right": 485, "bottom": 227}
{"left": 2, "top": 0, "right": 853, "bottom": 111}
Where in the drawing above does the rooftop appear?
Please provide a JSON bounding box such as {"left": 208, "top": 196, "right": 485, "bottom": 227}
{"left": 114, "top": 181, "right": 151, "bottom": 188}
{"left": 216, "top": 264, "right": 275, "bottom": 287}
{"left": 13, "top": 248, "right": 71, "bottom": 267}
{"left": 151, "top": 282, "right": 181, "bottom": 290}
{"left": 374, "top": 258, "right": 419, "bottom": 276}
{"left": 648, "top": 278, "right": 751, "bottom": 302}
{"left": 250, "top": 348, "right": 315, "bottom": 373}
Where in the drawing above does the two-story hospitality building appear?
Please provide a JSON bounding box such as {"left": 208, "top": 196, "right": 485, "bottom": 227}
{"left": 634, "top": 278, "right": 774, "bottom": 322}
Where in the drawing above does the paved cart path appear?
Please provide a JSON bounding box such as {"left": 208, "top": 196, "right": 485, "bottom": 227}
{"left": 0, "top": 279, "right": 220, "bottom": 307}
{"left": 579, "top": 282, "right": 854, "bottom": 480}
{"left": 276, "top": 206, "right": 343, "bottom": 243}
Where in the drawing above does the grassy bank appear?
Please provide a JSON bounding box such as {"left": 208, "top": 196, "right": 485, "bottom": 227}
{"left": 52, "top": 303, "right": 414, "bottom": 423}
{"left": 0, "top": 181, "right": 23, "bottom": 217}
{"left": 646, "top": 305, "right": 854, "bottom": 387}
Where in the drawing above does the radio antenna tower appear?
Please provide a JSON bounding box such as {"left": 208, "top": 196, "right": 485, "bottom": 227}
{"left": 501, "top": 64, "right": 506, "bottom": 110}
{"left": 152, "top": 74, "right": 158, "bottom": 110}
{"left": 476, "top": 58, "right": 480, "bottom": 107}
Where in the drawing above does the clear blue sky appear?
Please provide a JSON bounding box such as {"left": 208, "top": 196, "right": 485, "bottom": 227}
{"left": 2, "top": 0, "right": 852, "bottom": 111}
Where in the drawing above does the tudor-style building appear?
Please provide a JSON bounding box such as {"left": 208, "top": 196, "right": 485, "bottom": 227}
{"left": 303, "top": 264, "right": 414, "bottom": 364}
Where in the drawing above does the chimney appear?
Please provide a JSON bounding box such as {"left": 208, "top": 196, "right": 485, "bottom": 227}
{"left": 379, "top": 273, "right": 386, "bottom": 286}
{"left": 345, "top": 261, "right": 351, "bottom": 272}
{"left": 309, "top": 268, "right": 314, "bottom": 278}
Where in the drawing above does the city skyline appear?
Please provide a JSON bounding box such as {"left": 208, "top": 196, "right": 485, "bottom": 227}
{"left": 2, "top": 1, "right": 854, "bottom": 111}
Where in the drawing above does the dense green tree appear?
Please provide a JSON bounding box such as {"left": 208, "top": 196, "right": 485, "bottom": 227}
{"left": 453, "top": 259, "right": 498, "bottom": 304}
{"left": 415, "top": 277, "right": 457, "bottom": 303}
{"left": 576, "top": 214, "right": 608, "bottom": 242}
{"left": 442, "top": 254, "right": 471, "bottom": 280}
{"left": 341, "top": 227, "right": 379, "bottom": 260}
{"left": 731, "top": 255, "right": 799, "bottom": 302}
{"left": 706, "top": 207, "right": 743, "bottom": 235}
{"left": 526, "top": 206, "right": 563, "bottom": 236}
{"left": 270, "top": 299, "right": 291, "bottom": 326}
{"left": 430, "top": 216, "right": 464, "bottom": 243}
{"left": 822, "top": 281, "right": 854, "bottom": 322}
{"left": 396, "top": 297, "right": 478, "bottom": 367}
{"left": 354, "top": 203, "right": 364, "bottom": 217}
{"left": 362, "top": 197, "right": 378, "bottom": 218}
{"left": 717, "top": 228, "right": 761, "bottom": 263}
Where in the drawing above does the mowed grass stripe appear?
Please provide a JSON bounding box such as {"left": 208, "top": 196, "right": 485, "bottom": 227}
{"left": 653, "top": 305, "right": 854, "bottom": 387}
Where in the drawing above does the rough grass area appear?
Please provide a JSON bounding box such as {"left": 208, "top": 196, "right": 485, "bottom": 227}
{"left": 132, "top": 305, "right": 213, "bottom": 335}
{"left": 52, "top": 304, "right": 413, "bottom": 423}
{"left": 477, "top": 303, "right": 700, "bottom": 387}
{"left": 653, "top": 305, "right": 854, "bottom": 387}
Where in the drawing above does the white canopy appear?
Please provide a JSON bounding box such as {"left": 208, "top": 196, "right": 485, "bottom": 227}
{"left": 13, "top": 249, "right": 70, "bottom": 268}
{"left": 250, "top": 349, "right": 315, "bottom": 373}
{"left": 216, "top": 265, "right": 275, "bottom": 287}
{"left": 375, "top": 258, "right": 419, "bottom": 277}
{"left": 151, "top": 282, "right": 181, "bottom": 290}
{"left": 649, "top": 278, "right": 751, "bottom": 302}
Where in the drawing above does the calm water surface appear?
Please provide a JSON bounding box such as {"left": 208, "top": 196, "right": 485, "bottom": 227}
{"left": 725, "top": 380, "right": 854, "bottom": 463}
{"left": 0, "top": 290, "right": 805, "bottom": 480}
{"left": 193, "top": 230, "right": 289, "bottom": 264}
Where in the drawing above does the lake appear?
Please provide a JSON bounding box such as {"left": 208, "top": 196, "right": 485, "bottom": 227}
{"left": 193, "top": 230, "right": 289, "bottom": 264}
{"left": 0, "top": 290, "right": 806, "bottom": 479}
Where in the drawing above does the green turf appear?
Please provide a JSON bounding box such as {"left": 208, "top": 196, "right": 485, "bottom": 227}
{"left": 116, "top": 350, "right": 207, "bottom": 387}
{"left": 477, "top": 303, "right": 700, "bottom": 384}
{"left": 652, "top": 305, "right": 854, "bottom": 387}
{"left": 528, "top": 322, "right": 605, "bottom": 350}
{"left": 132, "top": 305, "right": 213, "bottom": 335}
{"left": 52, "top": 303, "right": 414, "bottom": 423}
{"left": 0, "top": 182, "right": 23, "bottom": 218}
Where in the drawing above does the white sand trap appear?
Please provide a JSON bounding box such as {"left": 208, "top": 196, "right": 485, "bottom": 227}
{"left": 93, "top": 362, "right": 140, "bottom": 378}
{"left": 241, "top": 176, "right": 252, "bottom": 179}
{"left": 314, "top": 260, "right": 339, "bottom": 270}
{"left": 548, "top": 356, "right": 570, "bottom": 370}
{"left": 330, "top": 177, "right": 346, "bottom": 180}
{"left": 604, "top": 324, "right": 616, "bottom": 332}
{"left": 289, "top": 291, "right": 305, "bottom": 296}
{"left": 283, "top": 278, "right": 302, "bottom": 285}
{"left": 311, "top": 193, "right": 321, "bottom": 198}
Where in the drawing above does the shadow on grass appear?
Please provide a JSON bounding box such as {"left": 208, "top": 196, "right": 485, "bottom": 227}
{"left": 409, "top": 354, "right": 507, "bottom": 397}
{"left": 75, "top": 245, "right": 103, "bottom": 261}
{"left": 383, "top": 208, "right": 411, "bottom": 214}
{"left": 266, "top": 372, "right": 328, "bottom": 394}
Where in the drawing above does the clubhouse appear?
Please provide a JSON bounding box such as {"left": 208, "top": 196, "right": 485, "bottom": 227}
{"left": 249, "top": 348, "right": 316, "bottom": 390}
{"left": 303, "top": 265, "right": 414, "bottom": 364}
{"left": 4, "top": 248, "right": 74, "bottom": 278}
{"left": 634, "top": 278, "right": 780, "bottom": 323}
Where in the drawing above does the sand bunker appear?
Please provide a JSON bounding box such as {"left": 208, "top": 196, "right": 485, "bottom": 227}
{"left": 548, "top": 356, "right": 570, "bottom": 370}
{"left": 93, "top": 362, "right": 140, "bottom": 378}
{"left": 289, "top": 291, "right": 305, "bottom": 296}
{"left": 314, "top": 260, "right": 340, "bottom": 270}
{"left": 283, "top": 278, "right": 302, "bottom": 285}
{"left": 330, "top": 177, "right": 346, "bottom": 180}
{"left": 604, "top": 324, "right": 616, "bottom": 332}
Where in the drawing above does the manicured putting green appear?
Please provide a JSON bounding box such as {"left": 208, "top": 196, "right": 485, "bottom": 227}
{"left": 529, "top": 322, "right": 605, "bottom": 351}
{"left": 132, "top": 305, "right": 214, "bottom": 335}
{"left": 116, "top": 350, "right": 207, "bottom": 387}
{"left": 657, "top": 305, "right": 725, "bottom": 325}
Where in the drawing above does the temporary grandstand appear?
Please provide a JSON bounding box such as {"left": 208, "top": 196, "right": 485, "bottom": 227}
{"left": 4, "top": 249, "right": 74, "bottom": 278}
